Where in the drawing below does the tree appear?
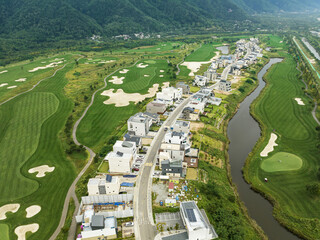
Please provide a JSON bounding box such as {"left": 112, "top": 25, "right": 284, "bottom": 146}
{"left": 306, "top": 183, "right": 320, "bottom": 196}
{"left": 174, "top": 223, "right": 179, "bottom": 232}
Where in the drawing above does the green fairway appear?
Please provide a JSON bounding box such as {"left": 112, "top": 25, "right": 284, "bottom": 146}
{"left": 0, "top": 62, "right": 77, "bottom": 239}
{"left": 0, "top": 224, "right": 9, "bottom": 240}
{"left": 120, "top": 42, "right": 183, "bottom": 53}
{"left": 261, "top": 152, "right": 303, "bottom": 172}
{"left": 185, "top": 44, "right": 218, "bottom": 62}
{"left": 245, "top": 43, "right": 320, "bottom": 239}
{"left": 77, "top": 59, "right": 171, "bottom": 151}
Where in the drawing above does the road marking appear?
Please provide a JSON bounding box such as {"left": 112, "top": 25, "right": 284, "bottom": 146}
{"left": 145, "top": 163, "right": 153, "bottom": 166}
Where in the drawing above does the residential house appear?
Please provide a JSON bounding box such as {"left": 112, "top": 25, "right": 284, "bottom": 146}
{"left": 106, "top": 151, "right": 133, "bottom": 173}
{"left": 142, "top": 112, "right": 160, "bottom": 125}
{"left": 218, "top": 80, "right": 231, "bottom": 92}
{"left": 161, "top": 160, "right": 186, "bottom": 177}
{"left": 156, "top": 87, "right": 182, "bottom": 105}
{"left": 184, "top": 148, "right": 199, "bottom": 168}
{"left": 180, "top": 201, "right": 218, "bottom": 240}
{"left": 87, "top": 175, "right": 120, "bottom": 196}
{"left": 127, "top": 112, "right": 152, "bottom": 136}
{"left": 146, "top": 102, "right": 166, "bottom": 114}
{"left": 193, "top": 75, "right": 208, "bottom": 87}
{"left": 204, "top": 69, "right": 217, "bottom": 82}
{"left": 176, "top": 82, "right": 190, "bottom": 94}
{"left": 171, "top": 120, "right": 190, "bottom": 133}
{"left": 164, "top": 131, "right": 188, "bottom": 145}
{"left": 113, "top": 141, "right": 137, "bottom": 159}
{"left": 168, "top": 182, "right": 174, "bottom": 192}
{"left": 123, "top": 133, "right": 142, "bottom": 149}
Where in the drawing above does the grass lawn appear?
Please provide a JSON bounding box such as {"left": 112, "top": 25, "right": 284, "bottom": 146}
{"left": 120, "top": 42, "right": 183, "bottom": 53}
{"left": 186, "top": 168, "right": 198, "bottom": 180}
{"left": 77, "top": 59, "right": 172, "bottom": 152}
{"left": 260, "top": 152, "right": 303, "bottom": 172}
{"left": 0, "top": 62, "right": 78, "bottom": 240}
{"left": 245, "top": 51, "right": 320, "bottom": 239}
{"left": 185, "top": 44, "right": 217, "bottom": 62}
{"left": 0, "top": 54, "right": 73, "bottom": 102}
{"left": 98, "top": 161, "right": 109, "bottom": 173}
{"left": 0, "top": 224, "right": 9, "bottom": 240}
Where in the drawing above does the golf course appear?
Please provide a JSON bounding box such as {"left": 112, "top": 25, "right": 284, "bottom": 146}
{"left": 245, "top": 39, "right": 320, "bottom": 239}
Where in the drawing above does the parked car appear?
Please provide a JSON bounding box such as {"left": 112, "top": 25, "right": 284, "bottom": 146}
{"left": 133, "top": 168, "right": 139, "bottom": 171}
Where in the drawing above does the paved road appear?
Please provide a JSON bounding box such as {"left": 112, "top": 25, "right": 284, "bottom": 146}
{"left": 134, "top": 97, "right": 191, "bottom": 240}
{"left": 49, "top": 60, "right": 141, "bottom": 240}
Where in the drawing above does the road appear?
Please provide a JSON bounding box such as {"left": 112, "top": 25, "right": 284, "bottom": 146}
{"left": 49, "top": 60, "right": 141, "bottom": 240}
{"left": 134, "top": 97, "right": 191, "bottom": 240}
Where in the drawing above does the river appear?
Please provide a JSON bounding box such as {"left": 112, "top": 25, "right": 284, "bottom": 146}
{"left": 227, "top": 58, "right": 301, "bottom": 240}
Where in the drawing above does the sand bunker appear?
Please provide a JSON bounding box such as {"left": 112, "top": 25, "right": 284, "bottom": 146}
{"left": 294, "top": 98, "right": 305, "bottom": 105}
{"left": 0, "top": 70, "right": 8, "bottom": 74}
{"left": 101, "top": 84, "right": 160, "bottom": 107}
{"left": 15, "top": 224, "right": 39, "bottom": 240}
{"left": 26, "top": 205, "right": 41, "bottom": 218}
{"left": 120, "top": 69, "right": 129, "bottom": 74}
{"left": 160, "top": 75, "right": 164, "bottom": 77}
{"left": 28, "top": 165, "right": 55, "bottom": 178}
{"left": 137, "top": 63, "right": 149, "bottom": 68}
{"left": 144, "top": 75, "right": 150, "bottom": 77}
{"left": 162, "top": 82, "right": 170, "bottom": 88}
{"left": 260, "top": 133, "right": 278, "bottom": 157}
{"left": 28, "top": 61, "right": 63, "bottom": 72}
{"left": 7, "top": 86, "right": 17, "bottom": 89}
{"left": 0, "top": 204, "right": 20, "bottom": 220}
{"left": 160, "top": 70, "right": 165, "bottom": 73}
{"left": 182, "top": 52, "right": 220, "bottom": 76}
{"left": 109, "top": 76, "right": 125, "bottom": 85}
{"left": 0, "top": 83, "right": 8, "bottom": 87}
{"left": 15, "top": 78, "right": 27, "bottom": 82}
{"left": 99, "top": 60, "right": 115, "bottom": 64}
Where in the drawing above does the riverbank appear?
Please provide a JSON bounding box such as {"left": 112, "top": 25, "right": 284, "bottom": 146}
{"left": 243, "top": 52, "right": 320, "bottom": 239}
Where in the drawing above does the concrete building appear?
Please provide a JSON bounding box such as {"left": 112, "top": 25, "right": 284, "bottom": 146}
{"left": 105, "top": 152, "right": 133, "bottom": 173}
{"left": 180, "top": 201, "right": 218, "bottom": 240}
{"left": 161, "top": 160, "right": 185, "bottom": 177}
{"left": 123, "top": 133, "right": 142, "bottom": 149}
{"left": 171, "top": 120, "right": 190, "bottom": 133}
{"left": 204, "top": 69, "right": 217, "bottom": 81}
{"left": 164, "top": 131, "right": 188, "bottom": 145}
{"left": 193, "top": 75, "right": 208, "bottom": 87}
{"left": 142, "top": 112, "right": 160, "bottom": 124}
{"left": 156, "top": 87, "right": 182, "bottom": 105}
{"left": 218, "top": 80, "right": 231, "bottom": 92}
{"left": 146, "top": 102, "right": 166, "bottom": 114}
{"left": 176, "top": 82, "right": 190, "bottom": 94}
{"left": 87, "top": 175, "right": 120, "bottom": 196}
{"left": 127, "top": 112, "right": 152, "bottom": 136}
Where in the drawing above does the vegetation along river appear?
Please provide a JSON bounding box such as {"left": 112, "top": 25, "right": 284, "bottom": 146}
{"left": 227, "top": 58, "right": 301, "bottom": 240}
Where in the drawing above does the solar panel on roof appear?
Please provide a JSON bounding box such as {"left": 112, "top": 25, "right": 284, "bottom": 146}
{"left": 106, "top": 175, "right": 112, "bottom": 183}
{"left": 186, "top": 209, "right": 197, "bottom": 222}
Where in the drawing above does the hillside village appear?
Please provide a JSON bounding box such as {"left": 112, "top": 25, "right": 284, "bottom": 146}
{"left": 75, "top": 38, "right": 264, "bottom": 240}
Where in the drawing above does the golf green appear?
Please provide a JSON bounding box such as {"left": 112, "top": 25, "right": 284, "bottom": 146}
{"left": 261, "top": 152, "right": 303, "bottom": 172}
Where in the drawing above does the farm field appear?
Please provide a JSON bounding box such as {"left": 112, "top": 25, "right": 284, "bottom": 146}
{"left": 77, "top": 59, "right": 173, "bottom": 152}
{"left": 0, "top": 61, "right": 77, "bottom": 240}
{"left": 246, "top": 53, "right": 320, "bottom": 239}
{"left": 0, "top": 54, "right": 73, "bottom": 102}
{"left": 185, "top": 43, "right": 218, "bottom": 62}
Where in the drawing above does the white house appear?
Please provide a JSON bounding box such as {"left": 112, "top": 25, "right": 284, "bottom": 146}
{"left": 164, "top": 131, "right": 188, "bottom": 145}
{"left": 113, "top": 141, "right": 137, "bottom": 158}
{"left": 180, "top": 201, "right": 218, "bottom": 240}
{"left": 105, "top": 151, "right": 133, "bottom": 173}
{"left": 218, "top": 80, "right": 231, "bottom": 92}
{"left": 171, "top": 120, "right": 190, "bottom": 133}
{"left": 156, "top": 87, "right": 182, "bottom": 105}
{"left": 204, "top": 69, "right": 217, "bottom": 81}
{"left": 127, "top": 112, "right": 152, "bottom": 136}
{"left": 193, "top": 75, "right": 208, "bottom": 87}
{"left": 87, "top": 175, "right": 120, "bottom": 196}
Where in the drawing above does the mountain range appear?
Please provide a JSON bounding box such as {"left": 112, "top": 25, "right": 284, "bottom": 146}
{"left": 0, "top": 0, "right": 319, "bottom": 41}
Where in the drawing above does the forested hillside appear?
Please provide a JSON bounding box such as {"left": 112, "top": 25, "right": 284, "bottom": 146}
{"left": 0, "top": 0, "right": 247, "bottom": 40}
{"left": 231, "top": 0, "right": 320, "bottom": 13}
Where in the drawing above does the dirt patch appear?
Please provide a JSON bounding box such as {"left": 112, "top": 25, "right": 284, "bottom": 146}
{"left": 0, "top": 204, "right": 20, "bottom": 220}
{"left": 26, "top": 205, "right": 41, "bottom": 218}
{"left": 260, "top": 133, "right": 278, "bottom": 157}
{"left": 109, "top": 76, "right": 125, "bottom": 85}
{"left": 214, "top": 90, "right": 232, "bottom": 95}
{"left": 190, "top": 122, "right": 204, "bottom": 131}
{"left": 101, "top": 84, "right": 159, "bottom": 107}
{"left": 28, "top": 165, "right": 55, "bottom": 178}
{"left": 15, "top": 224, "right": 39, "bottom": 240}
